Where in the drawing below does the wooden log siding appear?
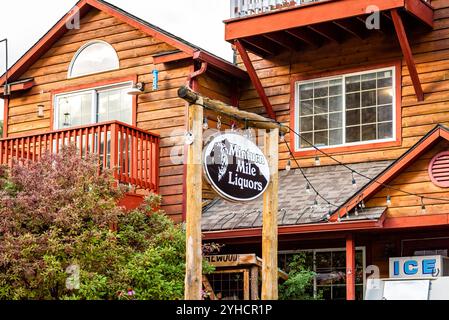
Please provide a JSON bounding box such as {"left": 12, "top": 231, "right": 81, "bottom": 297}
{"left": 365, "top": 140, "right": 449, "bottom": 218}
{"left": 234, "top": 0, "right": 449, "bottom": 169}
{"left": 5, "top": 8, "right": 195, "bottom": 221}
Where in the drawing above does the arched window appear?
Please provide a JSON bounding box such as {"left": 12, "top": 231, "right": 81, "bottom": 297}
{"left": 68, "top": 41, "right": 119, "bottom": 78}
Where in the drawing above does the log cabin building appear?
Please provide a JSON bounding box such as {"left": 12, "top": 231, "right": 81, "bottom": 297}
{"left": 2, "top": 0, "right": 449, "bottom": 301}
{"left": 202, "top": 0, "right": 449, "bottom": 300}
{"left": 0, "top": 0, "right": 248, "bottom": 222}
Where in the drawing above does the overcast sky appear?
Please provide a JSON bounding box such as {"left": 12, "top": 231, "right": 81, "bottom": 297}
{"left": 0, "top": 0, "right": 233, "bottom": 120}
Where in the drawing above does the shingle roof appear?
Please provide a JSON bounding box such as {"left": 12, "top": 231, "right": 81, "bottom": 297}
{"left": 202, "top": 160, "right": 392, "bottom": 231}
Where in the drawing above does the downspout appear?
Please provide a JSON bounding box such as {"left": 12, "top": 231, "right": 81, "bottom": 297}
{"left": 182, "top": 60, "right": 208, "bottom": 222}
{"left": 188, "top": 61, "right": 208, "bottom": 90}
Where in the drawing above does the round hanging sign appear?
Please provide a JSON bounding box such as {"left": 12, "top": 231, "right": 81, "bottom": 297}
{"left": 203, "top": 133, "right": 270, "bottom": 202}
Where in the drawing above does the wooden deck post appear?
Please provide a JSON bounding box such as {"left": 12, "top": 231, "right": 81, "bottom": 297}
{"left": 346, "top": 234, "right": 356, "bottom": 301}
{"left": 184, "top": 100, "right": 204, "bottom": 300}
{"left": 262, "top": 128, "right": 279, "bottom": 300}
{"left": 251, "top": 266, "right": 260, "bottom": 300}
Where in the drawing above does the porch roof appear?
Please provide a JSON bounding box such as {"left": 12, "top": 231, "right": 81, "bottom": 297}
{"left": 202, "top": 160, "right": 392, "bottom": 232}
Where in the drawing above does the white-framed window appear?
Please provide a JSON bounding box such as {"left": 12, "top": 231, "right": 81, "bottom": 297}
{"left": 68, "top": 40, "right": 119, "bottom": 78}
{"left": 294, "top": 67, "right": 396, "bottom": 151}
{"left": 54, "top": 82, "right": 133, "bottom": 129}
{"left": 279, "top": 247, "right": 366, "bottom": 300}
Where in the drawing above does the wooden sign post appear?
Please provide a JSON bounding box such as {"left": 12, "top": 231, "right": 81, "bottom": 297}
{"left": 262, "top": 128, "right": 279, "bottom": 300}
{"left": 184, "top": 98, "right": 203, "bottom": 300}
{"left": 179, "top": 86, "right": 285, "bottom": 301}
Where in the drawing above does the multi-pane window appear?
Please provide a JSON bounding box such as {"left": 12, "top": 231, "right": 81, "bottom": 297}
{"left": 54, "top": 82, "right": 132, "bottom": 129}
{"left": 279, "top": 248, "right": 366, "bottom": 300}
{"left": 295, "top": 67, "right": 395, "bottom": 150}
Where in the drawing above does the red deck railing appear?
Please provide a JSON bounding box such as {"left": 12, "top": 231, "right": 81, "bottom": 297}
{"left": 0, "top": 121, "right": 160, "bottom": 191}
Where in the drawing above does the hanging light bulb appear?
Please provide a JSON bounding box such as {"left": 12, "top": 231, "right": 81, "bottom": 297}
{"left": 315, "top": 155, "right": 321, "bottom": 166}
{"left": 421, "top": 197, "right": 427, "bottom": 214}
{"left": 280, "top": 132, "right": 286, "bottom": 142}
{"left": 326, "top": 204, "right": 332, "bottom": 220}
{"left": 361, "top": 199, "right": 366, "bottom": 209}
{"left": 352, "top": 172, "right": 357, "bottom": 189}
{"left": 386, "top": 195, "right": 392, "bottom": 206}
{"left": 285, "top": 160, "right": 291, "bottom": 172}
{"left": 202, "top": 117, "right": 209, "bottom": 130}
{"left": 313, "top": 196, "right": 318, "bottom": 209}
{"left": 337, "top": 213, "right": 342, "bottom": 223}
{"left": 306, "top": 183, "right": 311, "bottom": 194}
{"left": 354, "top": 207, "right": 359, "bottom": 216}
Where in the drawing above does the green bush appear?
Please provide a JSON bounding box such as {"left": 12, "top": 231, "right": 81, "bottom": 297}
{"left": 0, "top": 147, "right": 207, "bottom": 300}
{"left": 279, "top": 253, "right": 318, "bottom": 300}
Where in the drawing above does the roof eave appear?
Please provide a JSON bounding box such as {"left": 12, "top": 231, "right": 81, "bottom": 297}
{"left": 203, "top": 218, "right": 384, "bottom": 241}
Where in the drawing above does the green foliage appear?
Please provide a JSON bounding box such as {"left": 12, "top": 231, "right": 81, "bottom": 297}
{"left": 0, "top": 120, "right": 3, "bottom": 138}
{"left": 0, "top": 147, "right": 208, "bottom": 300}
{"left": 279, "top": 253, "right": 318, "bottom": 300}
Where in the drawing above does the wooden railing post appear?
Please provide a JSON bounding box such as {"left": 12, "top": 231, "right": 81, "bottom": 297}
{"left": 184, "top": 99, "right": 204, "bottom": 300}
{"left": 110, "top": 123, "right": 119, "bottom": 181}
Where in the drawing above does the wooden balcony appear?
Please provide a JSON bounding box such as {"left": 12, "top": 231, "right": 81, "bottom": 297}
{"left": 225, "top": 0, "right": 434, "bottom": 57}
{"left": 0, "top": 121, "right": 160, "bottom": 191}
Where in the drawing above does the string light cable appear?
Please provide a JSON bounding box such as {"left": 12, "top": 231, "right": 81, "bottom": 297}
{"left": 192, "top": 102, "right": 449, "bottom": 212}
{"left": 286, "top": 125, "right": 449, "bottom": 204}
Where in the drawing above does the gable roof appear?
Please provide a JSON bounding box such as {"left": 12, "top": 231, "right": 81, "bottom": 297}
{"left": 330, "top": 124, "right": 449, "bottom": 222}
{"left": 0, "top": 0, "right": 247, "bottom": 86}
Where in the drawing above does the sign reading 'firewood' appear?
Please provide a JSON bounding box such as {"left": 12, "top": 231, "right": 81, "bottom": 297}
{"left": 203, "top": 133, "right": 270, "bottom": 202}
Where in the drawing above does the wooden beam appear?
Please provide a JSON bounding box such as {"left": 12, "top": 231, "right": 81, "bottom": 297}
{"left": 238, "top": 40, "right": 270, "bottom": 58}
{"left": 264, "top": 32, "right": 302, "bottom": 51}
{"left": 261, "top": 128, "right": 279, "bottom": 300}
{"left": 178, "top": 86, "right": 287, "bottom": 132}
{"left": 333, "top": 19, "right": 368, "bottom": 40}
{"left": 0, "top": 79, "right": 35, "bottom": 96}
{"left": 184, "top": 99, "right": 203, "bottom": 300}
{"left": 346, "top": 234, "right": 356, "bottom": 301}
{"left": 242, "top": 37, "right": 280, "bottom": 56}
{"left": 235, "top": 40, "right": 277, "bottom": 120}
{"left": 286, "top": 28, "right": 321, "bottom": 48}
{"left": 391, "top": 9, "right": 424, "bottom": 101}
{"left": 308, "top": 24, "right": 343, "bottom": 43}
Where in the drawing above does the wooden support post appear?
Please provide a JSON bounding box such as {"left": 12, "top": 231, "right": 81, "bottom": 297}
{"left": 391, "top": 9, "right": 424, "bottom": 101}
{"left": 261, "top": 128, "right": 279, "bottom": 300}
{"left": 346, "top": 234, "right": 356, "bottom": 301}
{"left": 243, "top": 270, "right": 250, "bottom": 301}
{"left": 235, "top": 40, "right": 276, "bottom": 120}
{"left": 184, "top": 100, "right": 203, "bottom": 300}
{"left": 250, "top": 266, "right": 259, "bottom": 300}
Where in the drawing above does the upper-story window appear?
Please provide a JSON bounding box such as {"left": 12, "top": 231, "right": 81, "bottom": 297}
{"left": 54, "top": 82, "right": 133, "bottom": 129}
{"left": 68, "top": 41, "right": 119, "bottom": 78}
{"left": 294, "top": 66, "right": 396, "bottom": 151}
